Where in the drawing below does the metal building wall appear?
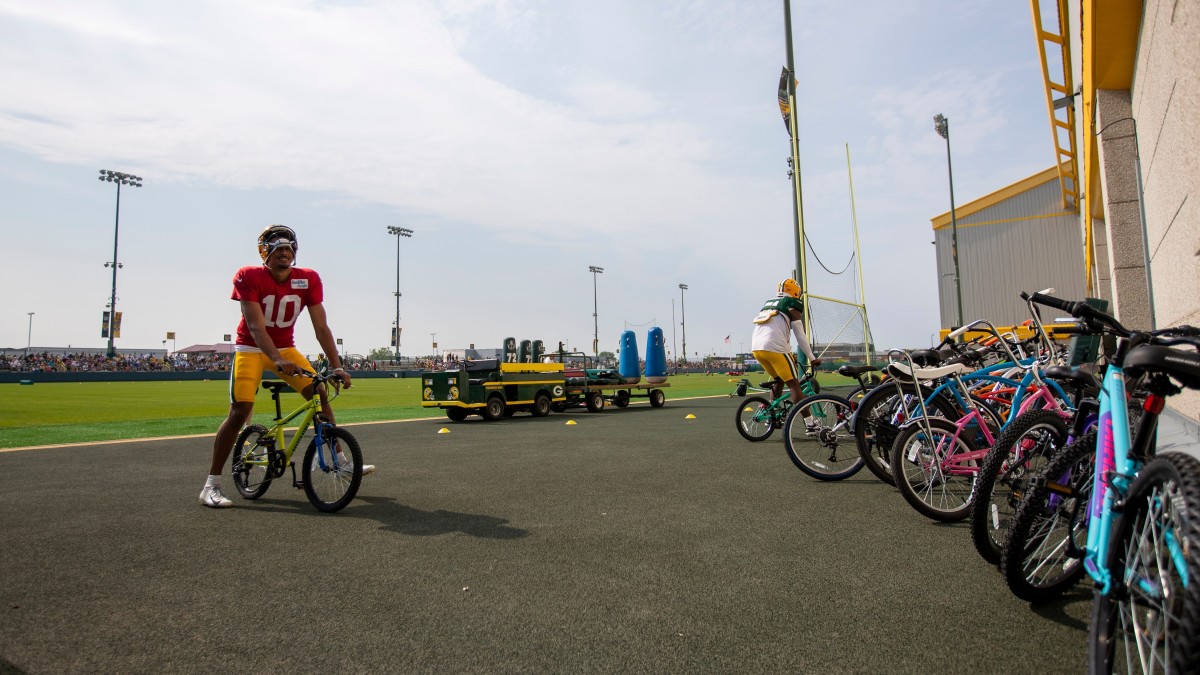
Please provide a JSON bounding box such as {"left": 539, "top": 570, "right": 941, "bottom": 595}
{"left": 935, "top": 176, "right": 1087, "bottom": 328}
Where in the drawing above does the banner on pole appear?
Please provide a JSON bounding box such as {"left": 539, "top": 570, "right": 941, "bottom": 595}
{"left": 776, "top": 66, "right": 794, "bottom": 136}
{"left": 101, "top": 311, "right": 123, "bottom": 338}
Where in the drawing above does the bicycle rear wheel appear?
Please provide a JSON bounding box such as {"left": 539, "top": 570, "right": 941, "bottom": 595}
{"left": 231, "top": 424, "right": 273, "bottom": 500}
{"left": 890, "top": 417, "right": 979, "bottom": 521}
{"left": 852, "top": 381, "right": 956, "bottom": 486}
{"left": 970, "top": 409, "right": 1068, "bottom": 565}
{"left": 1089, "top": 451, "right": 1200, "bottom": 674}
{"left": 782, "top": 394, "right": 862, "bottom": 481}
{"left": 302, "top": 425, "right": 363, "bottom": 513}
{"left": 1001, "top": 429, "right": 1095, "bottom": 602}
{"left": 735, "top": 396, "right": 775, "bottom": 442}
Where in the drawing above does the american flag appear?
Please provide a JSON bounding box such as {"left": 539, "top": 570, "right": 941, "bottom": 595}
{"left": 724, "top": 334, "right": 730, "bottom": 343}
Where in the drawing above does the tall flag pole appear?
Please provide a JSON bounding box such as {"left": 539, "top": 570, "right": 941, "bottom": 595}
{"left": 780, "top": 0, "right": 812, "bottom": 343}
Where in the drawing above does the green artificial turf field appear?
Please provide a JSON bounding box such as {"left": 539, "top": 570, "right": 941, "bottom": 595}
{"left": 0, "top": 372, "right": 855, "bottom": 449}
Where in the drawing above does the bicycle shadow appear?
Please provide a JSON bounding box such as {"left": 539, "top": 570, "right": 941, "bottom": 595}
{"left": 250, "top": 494, "right": 529, "bottom": 540}
{"left": 1028, "top": 587, "right": 1091, "bottom": 631}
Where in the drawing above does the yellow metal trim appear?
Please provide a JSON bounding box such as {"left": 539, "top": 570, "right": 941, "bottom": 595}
{"left": 499, "top": 363, "right": 564, "bottom": 373}
{"left": 938, "top": 323, "right": 1080, "bottom": 342}
{"left": 1030, "top": 0, "right": 1080, "bottom": 212}
{"left": 933, "top": 210, "right": 1078, "bottom": 231}
{"left": 421, "top": 402, "right": 483, "bottom": 409}
{"left": 482, "top": 379, "right": 565, "bottom": 388}
{"left": 930, "top": 167, "right": 1059, "bottom": 229}
{"left": 1080, "top": 0, "right": 1141, "bottom": 292}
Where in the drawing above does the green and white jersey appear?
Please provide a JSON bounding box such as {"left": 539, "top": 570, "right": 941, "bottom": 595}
{"left": 754, "top": 296, "right": 803, "bottom": 320}
{"left": 751, "top": 296, "right": 813, "bottom": 358}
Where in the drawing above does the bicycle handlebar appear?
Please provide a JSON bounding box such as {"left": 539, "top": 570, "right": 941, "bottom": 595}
{"left": 1022, "top": 290, "right": 1134, "bottom": 339}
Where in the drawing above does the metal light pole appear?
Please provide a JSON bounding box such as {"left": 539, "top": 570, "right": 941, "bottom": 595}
{"left": 386, "top": 226, "right": 413, "bottom": 361}
{"left": 430, "top": 333, "right": 437, "bottom": 358}
{"left": 589, "top": 266, "right": 604, "bottom": 357}
{"left": 933, "top": 114, "right": 964, "bottom": 328}
{"left": 679, "top": 284, "right": 688, "bottom": 367}
{"left": 98, "top": 170, "right": 142, "bottom": 357}
{"left": 671, "top": 298, "right": 677, "bottom": 367}
{"left": 25, "top": 312, "right": 34, "bottom": 358}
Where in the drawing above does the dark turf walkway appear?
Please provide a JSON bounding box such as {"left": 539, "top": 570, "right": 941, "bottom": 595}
{"left": 0, "top": 396, "right": 1089, "bottom": 673}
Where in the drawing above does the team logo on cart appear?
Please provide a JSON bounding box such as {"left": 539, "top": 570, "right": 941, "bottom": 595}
{"left": 448, "top": 386, "right": 459, "bottom": 401}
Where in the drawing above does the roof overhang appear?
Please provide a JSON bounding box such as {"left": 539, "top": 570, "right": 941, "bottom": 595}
{"left": 1081, "top": 0, "right": 1142, "bottom": 221}
{"left": 931, "top": 167, "right": 1059, "bottom": 230}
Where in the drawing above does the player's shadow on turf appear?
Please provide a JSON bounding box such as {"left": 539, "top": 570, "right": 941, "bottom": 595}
{"left": 356, "top": 495, "right": 529, "bottom": 539}
{"left": 249, "top": 495, "right": 528, "bottom": 539}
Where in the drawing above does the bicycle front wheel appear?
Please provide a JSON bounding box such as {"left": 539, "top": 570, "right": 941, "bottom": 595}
{"left": 970, "top": 409, "right": 1068, "bottom": 565}
{"left": 1001, "top": 429, "right": 1095, "bottom": 603}
{"left": 1089, "top": 451, "right": 1200, "bottom": 674}
{"left": 735, "top": 396, "right": 775, "bottom": 442}
{"left": 231, "top": 424, "right": 273, "bottom": 500}
{"left": 782, "top": 394, "right": 862, "bottom": 481}
{"left": 302, "top": 426, "right": 363, "bottom": 513}
{"left": 890, "top": 417, "right": 979, "bottom": 521}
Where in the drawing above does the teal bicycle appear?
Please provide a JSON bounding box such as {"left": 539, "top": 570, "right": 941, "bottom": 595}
{"left": 230, "top": 371, "right": 363, "bottom": 512}
{"left": 734, "top": 369, "right": 820, "bottom": 442}
{"left": 1005, "top": 292, "right": 1200, "bottom": 673}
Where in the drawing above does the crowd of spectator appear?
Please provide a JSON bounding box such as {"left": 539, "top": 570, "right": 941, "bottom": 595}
{"left": 3, "top": 351, "right": 185, "bottom": 373}
{"left": 2, "top": 352, "right": 391, "bottom": 373}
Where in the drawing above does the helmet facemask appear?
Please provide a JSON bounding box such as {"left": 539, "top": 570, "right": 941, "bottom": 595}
{"left": 258, "top": 225, "right": 298, "bottom": 264}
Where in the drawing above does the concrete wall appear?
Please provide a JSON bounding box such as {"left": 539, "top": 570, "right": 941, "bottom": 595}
{"left": 1132, "top": 0, "right": 1200, "bottom": 421}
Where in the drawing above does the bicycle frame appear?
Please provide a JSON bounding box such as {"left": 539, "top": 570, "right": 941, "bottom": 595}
{"left": 253, "top": 381, "right": 344, "bottom": 475}
{"left": 1083, "top": 362, "right": 1138, "bottom": 594}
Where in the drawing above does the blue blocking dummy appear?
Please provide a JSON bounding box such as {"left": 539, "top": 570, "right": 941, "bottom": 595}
{"left": 618, "top": 330, "right": 641, "bottom": 384}
{"left": 645, "top": 327, "right": 667, "bottom": 384}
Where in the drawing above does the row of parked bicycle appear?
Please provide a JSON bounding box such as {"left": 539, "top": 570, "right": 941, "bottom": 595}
{"left": 735, "top": 290, "right": 1200, "bottom": 674}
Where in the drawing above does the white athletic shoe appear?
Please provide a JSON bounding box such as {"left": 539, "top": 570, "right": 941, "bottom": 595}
{"left": 336, "top": 453, "right": 375, "bottom": 476}
{"left": 199, "top": 485, "right": 233, "bottom": 508}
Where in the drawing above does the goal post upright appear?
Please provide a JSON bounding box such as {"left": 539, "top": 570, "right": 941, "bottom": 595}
{"left": 846, "top": 143, "right": 875, "bottom": 366}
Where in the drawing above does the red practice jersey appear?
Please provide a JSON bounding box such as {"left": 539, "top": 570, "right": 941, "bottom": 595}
{"left": 231, "top": 266, "right": 324, "bottom": 349}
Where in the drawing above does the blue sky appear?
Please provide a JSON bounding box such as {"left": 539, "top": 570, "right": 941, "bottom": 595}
{"left": 0, "top": 1, "right": 1054, "bottom": 360}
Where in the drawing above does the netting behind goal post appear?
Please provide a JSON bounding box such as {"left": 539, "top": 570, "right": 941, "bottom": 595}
{"left": 801, "top": 247, "right": 876, "bottom": 367}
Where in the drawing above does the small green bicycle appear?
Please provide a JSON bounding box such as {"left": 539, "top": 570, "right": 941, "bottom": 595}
{"left": 733, "top": 370, "right": 820, "bottom": 442}
{"left": 230, "top": 371, "right": 363, "bottom": 512}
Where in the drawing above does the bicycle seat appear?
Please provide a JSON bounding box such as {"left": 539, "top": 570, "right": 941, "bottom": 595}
{"left": 837, "top": 365, "right": 878, "bottom": 378}
{"left": 1124, "top": 344, "right": 1200, "bottom": 389}
{"left": 262, "top": 381, "right": 290, "bottom": 394}
{"left": 909, "top": 349, "right": 943, "bottom": 367}
{"left": 887, "top": 361, "right": 972, "bottom": 381}
{"left": 1044, "top": 364, "right": 1100, "bottom": 393}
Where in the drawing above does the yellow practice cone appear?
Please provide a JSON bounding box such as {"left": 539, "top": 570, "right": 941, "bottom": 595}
{"left": 685, "top": 414, "right": 696, "bottom": 419}
{"left": 565, "top": 420, "right": 577, "bottom": 425}
{"left": 438, "top": 428, "right": 451, "bottom": 434}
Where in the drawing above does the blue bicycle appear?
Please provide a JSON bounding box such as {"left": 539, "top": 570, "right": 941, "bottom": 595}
{"left": 1002, "top": 292, "right": 1200, "bottom": 673}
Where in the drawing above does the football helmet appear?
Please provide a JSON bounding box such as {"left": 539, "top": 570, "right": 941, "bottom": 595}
{"left": 257, "top": 224, "right": 298, "bottom": 263}
{"left": 777, "top": 278, "right": 801, "bottom": 299}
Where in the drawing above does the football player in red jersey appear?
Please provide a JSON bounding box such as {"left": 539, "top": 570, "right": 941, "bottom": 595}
{"left": 200, "top": 225, "right": 372, "bottom": 508}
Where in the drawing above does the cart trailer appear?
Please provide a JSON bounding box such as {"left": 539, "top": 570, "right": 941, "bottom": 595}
{"left": 421, "top": 359, "right": 567, "bottom": 421}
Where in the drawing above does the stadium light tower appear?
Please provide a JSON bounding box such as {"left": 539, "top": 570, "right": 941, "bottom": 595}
{"left": 589, "top": 266, "right": 604, "bottom": 356}
{"left": 933, "top": 114, "right": 964, "bottom": 328}
{"left": 679, "top": 284, "right": 688, "bottom": 367}
{"left": 99, "top": 170, "right": 142, "bottom": 357}
{"left": 386, "top": 226, "right": 413, "bottom": 361}
{"left": 26, "top": 312, "right": 34, "bottom": 358}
